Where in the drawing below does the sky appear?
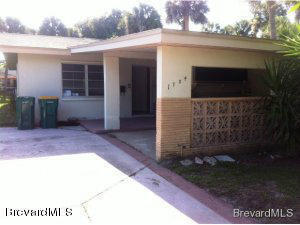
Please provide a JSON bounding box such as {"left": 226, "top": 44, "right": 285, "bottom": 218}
{"left": 0, "top": 0, "right": 253, "bottom": 30}
{"left": 0, "top": 0, "right": 294, "bottom": 60}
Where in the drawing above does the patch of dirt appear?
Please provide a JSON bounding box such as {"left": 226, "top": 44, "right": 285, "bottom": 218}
{"left": 234, "top": 151, "right": 300, "bottom": 166}
{"left": 222, "top": 181, "right": 298, "bottom": 223}
{"left": 164, "top": 154, "right": 300, "bottom": 224}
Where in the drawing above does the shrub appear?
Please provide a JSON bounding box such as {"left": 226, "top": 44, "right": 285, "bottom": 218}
{"left": 261, "top": 58, "right": 300, "bottom": 154}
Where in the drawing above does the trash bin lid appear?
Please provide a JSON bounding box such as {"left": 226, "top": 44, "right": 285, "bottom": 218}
{"left": 39, "top": 96, "right": 59, "bottom": 100}
{"left": 17, "top": 96, "right": 35, "bottom": 99}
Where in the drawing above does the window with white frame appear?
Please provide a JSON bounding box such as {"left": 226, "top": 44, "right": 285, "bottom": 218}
{"left": 62, "top": 64, "right": 104, "bottom": 97}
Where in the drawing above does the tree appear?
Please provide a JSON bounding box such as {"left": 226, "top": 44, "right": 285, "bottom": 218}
{"left": 285, "top": 1, "right": 300, "bottom": 23}
{"left": 223, "top": 20, "right": 253, "bottom": 37}
{"left": 76, "top": 10, "right": 126, "bottom": 39}
{"left": 165, "top": 0, "right": 209, "bottom": 31}
{"left": 263, "top": 16, "right": 299, "bottom": 39}
{"left": 38, "top": 17, "right": 68, "bottom": 36}
{"left": 0, "top": 18, "right": 7, "bottom": 32}
{"left": 277, "top": 2, "right": 300, "bottom": 58}
{"left": 5, "top": 17, "right": 26, "bottom": 33}
{"left": 249, "top": 0, "right": 287, "bottom": 38}
{"left": 279, "top": 34, "right": 300, "bottom": 58}
{"left": 68, "top": 28, "right": 79, "bottom": 37}
{"left": 101, "top": 9, "right": 126, "bottom": 38}
{"left": 267, "top": 1, "right": 277, "bottom": 39}
{"left": 75, "top": 20, "right": 94, "bottom": 38}
{"left": 0, "top": 61, "right": 7, "bottom": 99}
{"left": 126, "top": 4, "right": 162, "bottom": 34}
{"left": 202, "top": 20, "right": 252, "bottom": 37}
{"left": 25, "top": 28, "right": 36, "bottom": 35}
{"left": 201, "top": 22, "right": 223, "bottom": 33}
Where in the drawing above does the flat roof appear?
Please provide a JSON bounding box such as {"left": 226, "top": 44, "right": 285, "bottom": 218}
{"left": 71, "top": 28, "right": 282, "bottom": 53}
{"left": 0, "top": 29, "right": 282, "bottom": 56}
{"left": 0, "top": 33, "right": 98, "bottom": 55}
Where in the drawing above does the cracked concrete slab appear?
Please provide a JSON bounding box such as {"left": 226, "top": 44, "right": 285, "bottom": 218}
{"left": 83, "top": 176, "right": 196, "bottom": 224}
{"left": 132, "top": 167, "right": 229, "bottom": 224}
{"left": 84, "top": 167, "right": 228, "bottom": 224}
{"left": 0, "top": 128, "right": 229, "bottom": 224}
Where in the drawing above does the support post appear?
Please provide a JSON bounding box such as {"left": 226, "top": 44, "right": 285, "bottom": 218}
{"left": 104, "top": 54, "right": 120, "bottom": 130}
{"left": 156, "top": 46, "right": 192, "bottom": 161}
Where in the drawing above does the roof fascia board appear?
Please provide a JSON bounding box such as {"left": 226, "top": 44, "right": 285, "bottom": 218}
{"left": 71, "top": 32, "right": 162, "bottom": 53}
{"left": 160, "top": 31, "right": 281, "bottom": 52}
{"left": 71, "top": 28, "right": 162, "bottom": 49}
{"left": 0, "top": 46, "right": 70, "bottom": 55}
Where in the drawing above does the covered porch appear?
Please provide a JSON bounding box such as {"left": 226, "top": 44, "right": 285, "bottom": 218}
{"left": 70, "top": 29, "right": 279, "bottom": 161}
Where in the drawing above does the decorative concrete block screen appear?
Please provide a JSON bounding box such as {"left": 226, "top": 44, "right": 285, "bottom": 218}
{"left": 191, "top": 97, "right": 266, "bottom": 149}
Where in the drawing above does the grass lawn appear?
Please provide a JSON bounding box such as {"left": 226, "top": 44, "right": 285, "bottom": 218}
{"left": 0, "top": 98, "right": 16, "bottom": 127}
{"left": 165, "top": 153, "right": 300, "bottom": 224}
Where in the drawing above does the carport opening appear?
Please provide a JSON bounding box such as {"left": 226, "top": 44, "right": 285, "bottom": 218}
{"left": 192, "top": 67, "right": 266, "bottom": 98}
{"left": 81, "top": 58, "right": 157, "bottom": 160}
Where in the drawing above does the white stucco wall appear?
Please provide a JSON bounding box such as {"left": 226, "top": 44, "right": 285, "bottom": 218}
{"left": 17, "top": 53, "right": 157, "bottom": 123}
{"left": 17, "top": 53, "right": 104, "bottom": 123}
{"left": 157, "top": 46, "right": 275, "bottom": 98}
{"left": 17, "top": 45, "right": 270, "bottom": 123}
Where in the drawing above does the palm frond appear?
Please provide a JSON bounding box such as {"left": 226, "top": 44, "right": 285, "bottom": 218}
{"left": 261, "top": 58, "right": 300, "bottom": 153}
{"left": 278, "top": 34, "right": 300, "bottom": 57}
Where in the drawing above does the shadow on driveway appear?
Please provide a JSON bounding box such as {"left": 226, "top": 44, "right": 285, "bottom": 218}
{"left": 0, "top": 127, "right": 229, "bottom": 224}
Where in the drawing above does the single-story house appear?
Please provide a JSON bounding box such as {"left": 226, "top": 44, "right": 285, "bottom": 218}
{"left": 0, "top": 29, "right": 281, "bottom": 161}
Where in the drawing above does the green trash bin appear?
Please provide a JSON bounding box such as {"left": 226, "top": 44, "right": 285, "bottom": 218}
{"left": 16, "top": 96, "right": 35, "bottom": 130}
{"left": 38, "top": 96, "right": 59, "bottom": 128}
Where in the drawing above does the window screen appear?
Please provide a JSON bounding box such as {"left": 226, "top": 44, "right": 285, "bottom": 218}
{"left": 62, "top": 64, "right": 85, "bottom": 96}
{"left": 192, "top": 67, "right": 249, "bottom": 98}
{"left": 62, "top": 64, "right": 104, "bottom": 97}
{"left": 88, "top": 65, "right": 104, "bottom": 96}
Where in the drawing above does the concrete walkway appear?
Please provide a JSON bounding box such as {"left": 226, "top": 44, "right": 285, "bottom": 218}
{"left": 112, "top": 130, "right": 156, "bottom": 160}
{"left": 0, "top": 128, "right": 229, "bottom": 224}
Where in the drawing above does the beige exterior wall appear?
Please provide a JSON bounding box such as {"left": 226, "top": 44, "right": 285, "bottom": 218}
{"left": 17, "top": 53, "right": 157, "bottom": 123}
{"left": 17, "top": 53, "right": 103, "bottom": 123}
{"left": 156, "top": 45, "right": 274, "bottom": 160}
{"left": 157, "top": 46, "right": 274, "bottom": 99}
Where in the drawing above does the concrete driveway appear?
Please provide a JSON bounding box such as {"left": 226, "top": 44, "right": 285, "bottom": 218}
{"left": 0, "top": 127, "right": 229, "bottom": 224}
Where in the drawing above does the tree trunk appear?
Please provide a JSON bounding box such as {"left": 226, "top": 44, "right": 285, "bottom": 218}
{"left": 182, "top": 1, "right": 190, "bottom": 31}
{"left": 295, "top": 9, "right": 300, "bottom": 24}
{"left": 183, "top": 14, "right": 189, "bottom": 31}
{"left": 267, "top": 1, "right": 277, "bottom": 39}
